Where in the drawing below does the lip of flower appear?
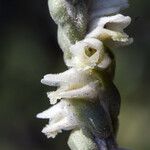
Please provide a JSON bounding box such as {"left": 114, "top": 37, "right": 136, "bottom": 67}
{"left": 86, "top": 14, "right": 133, "bottom": 47}
{"left": 47, "top": 81, "right": 101, "bottom": 105}
{"left": 37, "top": 100, "right": 79, "bottom": 138}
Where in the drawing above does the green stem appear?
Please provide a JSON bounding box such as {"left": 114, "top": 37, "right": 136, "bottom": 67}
{"left": 68, "top": 129, "right": 98, "bottom": 150}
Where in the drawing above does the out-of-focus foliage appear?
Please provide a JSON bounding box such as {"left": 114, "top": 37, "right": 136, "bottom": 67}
{"left": 0, "top": 0, "right": 149, "bottom": 150}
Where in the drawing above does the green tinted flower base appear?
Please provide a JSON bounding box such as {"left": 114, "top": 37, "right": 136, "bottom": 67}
{"left": 68, "top": 129, "right": 98, "bottom": 150}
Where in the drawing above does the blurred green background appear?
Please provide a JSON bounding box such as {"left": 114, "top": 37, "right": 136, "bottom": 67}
{"left": 0, "top": 0, "right": 149, "bottom": 150}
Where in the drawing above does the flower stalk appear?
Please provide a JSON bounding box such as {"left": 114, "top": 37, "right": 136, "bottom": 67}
{"left": 37, "top": 0, "right": 133, "bottom": 149}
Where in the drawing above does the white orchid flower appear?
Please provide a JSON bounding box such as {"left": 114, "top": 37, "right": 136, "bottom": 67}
{"left": 37, "top": 100, "right": 79, "bottom": 138}
{"left": 86, "top": 14, "right": 133, "bottom": 48}
{"left": 41, "top": 68, "right": 94, "bottom": 87}
{"left": 41, "top": 68, "right": 103, "bottom": 104}
{"left": 37, "top": 99, "right": 111, "bottom": 139}
{"left": 47, "top": 81, "right": 100, "bottom": 104}
{"left": 67, "top": 38, "right": 111, "bottom": 69}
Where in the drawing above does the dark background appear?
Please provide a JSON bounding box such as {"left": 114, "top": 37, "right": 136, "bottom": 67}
{"left": 0, "top": 0, "right": 150, "bottom": 150}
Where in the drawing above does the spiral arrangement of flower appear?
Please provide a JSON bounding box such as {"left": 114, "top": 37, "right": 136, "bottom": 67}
{"left": 37, "top": 0, "right": 133, "bottom": 149}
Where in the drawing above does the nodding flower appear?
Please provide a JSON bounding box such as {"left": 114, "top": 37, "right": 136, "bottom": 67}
{"left": 86, "top": 14, "right": 133, "bottom": 48}
{"left": 68, "top": 38, "right": 111, "bottom": 69}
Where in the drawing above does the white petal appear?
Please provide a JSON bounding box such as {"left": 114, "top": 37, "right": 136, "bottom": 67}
{"left": 37, "top": 100, "right": 79, "bottom": 138}
{"left": 41, "top": 68, "right": 95, "bottom": 87}
{"left": 97, "top": 14, "right": 131, "bottom": 31}
{"left": 42, "top": 117, "right": 78, "bottom": 138}
{"left": 42, "top": 124, "right": 62, "bottom": 138}
{"left": 36, "top": 101, "right": 66, "bottom": 119}
{"left": 86, "top": 14, "right": 132, "bottom": 47}
{"left": 87, "top": 14, "right": 131, "bottom": 35}
{"left": 48, "top": 81, "right": 100, "bottom": 102}
{"left": 41, "top": 68, "right": 76, "bottom": 86}
{"left": 98, "top": 54, "right": 112, "bottom": 69}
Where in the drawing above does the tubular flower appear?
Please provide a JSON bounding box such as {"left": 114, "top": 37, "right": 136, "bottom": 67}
{"left": 86, "top": 14, "right": 133, "bottom": 48}
{"left": 37, "top": 100, "right": 79, "bottom": 138}
{"left": 37, "top": 99, "right": 112, "bottom": 139}
{"left": 41, "top": 68, "right": 102, "bottom": 105}
{"left": 37, "top": 0, "right": 132, "bottom": 149}
{"left": 67, "top": 38, "right": 111, "bottom": 69}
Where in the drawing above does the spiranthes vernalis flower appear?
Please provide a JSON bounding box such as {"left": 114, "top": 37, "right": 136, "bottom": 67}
{"left": 41, "top": 67, "right": 104, "bottom": 105}
{"left": 67, "top": 38, "right": 111, "bottom": 69}
{"left": 37, "top": 99, "right": 112, "bottom": 139}
{"left": 37, "top": 0, "right": 133, "bottom": 149}
{"left": 86, "top": 14, "right": 133, "bottom": 48}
